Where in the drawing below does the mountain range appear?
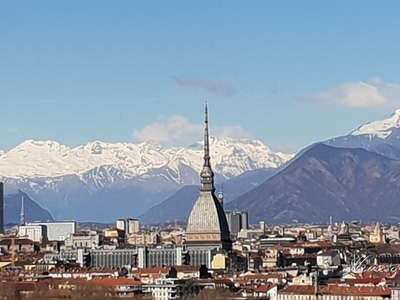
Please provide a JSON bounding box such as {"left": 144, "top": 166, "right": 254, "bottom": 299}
{"left": 3, "top": 109, "right": 400, "bottom": 224}
{"left": 0, "top": 137, "right": 291, "bottom": 221}
{"left": 141, "top": 109, "right": 400, "bottom": 224}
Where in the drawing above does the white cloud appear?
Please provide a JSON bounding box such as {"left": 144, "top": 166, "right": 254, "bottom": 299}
{"left": 213, "top": 125, "right": 252, "bottom": 140}
{"left": 133, "top": 115, "right": 251, "bottom": 146}
{"left": 173, "top": 77, "right": 236, "bottom": 97}
{"left": 301, "top": 77, "right": 400, "bottom": 108}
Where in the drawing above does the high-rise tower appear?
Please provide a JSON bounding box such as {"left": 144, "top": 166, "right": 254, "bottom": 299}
{"left": 186, "top": 103, "right": 232, "bottom": 251}
{"left": 0, "top": 182, "right": 4, "bottom": 234}
{"left": 20, "top": 194, "right": 26, "bottom": 226}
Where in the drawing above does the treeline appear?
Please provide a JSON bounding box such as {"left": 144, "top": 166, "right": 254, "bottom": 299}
{"left": 0, "top": 282, "right": 234, "bottom": 300}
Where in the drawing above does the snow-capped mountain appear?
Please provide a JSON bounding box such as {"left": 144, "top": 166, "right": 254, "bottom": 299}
{"left": 0, "top": 137, "right": 293, "bottom": 221}
{"left": 0, "top": 137, "right": 291, "bottom": 180}
{"left": 325, "top": 109, "right": 400, "bottom": 160}
{"left": 351, "top": 109, "right": 400, "bottom": 138}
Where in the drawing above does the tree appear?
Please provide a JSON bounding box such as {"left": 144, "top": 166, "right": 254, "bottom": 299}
{"left": 0, "top": 282, "right": 21, "bottom": 300}
{"left": 195, "top": 288, "right": 233, "bottom": 300}
{"left": 178, "top": 280, "right": 201, "bottom": 300}
{"left": 69, "top": 282, "right": 118, "bottom": 300}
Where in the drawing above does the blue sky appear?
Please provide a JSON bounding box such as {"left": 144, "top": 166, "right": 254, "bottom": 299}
{"left": 1, "top": 1, "right": 400, "bottom": 152}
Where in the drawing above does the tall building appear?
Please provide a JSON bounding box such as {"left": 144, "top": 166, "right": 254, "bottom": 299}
{"left": 20, "top": 195, "right": 26, "bottom": 226}
{"left": 185, "top": 103, "right": 231, "bottom": 251}
{"left": 19, "top": 224, "right": 46, "bottom": 243}
{"left": 225, "top": 211, "right": 249, "bottom": 234}
{"left": 25, "top": 221, "right": 76, "bottom": 241}
{"left": 116, "top": 218, "right": 140, "bottom": 234}
{"left": 0, "top": 182, "right": 3, "bottom": 234}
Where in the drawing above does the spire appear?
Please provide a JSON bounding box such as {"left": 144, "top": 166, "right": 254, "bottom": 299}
{"left": 20, "top": 194, "right": 26, "bottom": 226}
{"left": 374, "top": 222, "right": 382, "bottom": 235}
{"left": 204, "top": 102, "right": 210, "bottom": 161}
{"left": 200, "top": 102, "right": 215, "bottom": 192}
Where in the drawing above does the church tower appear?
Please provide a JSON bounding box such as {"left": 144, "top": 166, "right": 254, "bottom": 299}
{"left": 369, "top": 222, "right": 386, "bottom": 244}
{"left": 185, "top": 103, "right": 231, "bottom": 251}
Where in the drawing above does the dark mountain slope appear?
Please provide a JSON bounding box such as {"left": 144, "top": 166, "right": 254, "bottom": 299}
{"left": 5, "top": 190, "right": 54, "bottom": 224}
{"left": 227, "top": 144, "right": 400, "bottom": 224}
{"left": 139, "top": 185, "right": 200, "bottom": 224}
{"left": 139, "top": 168, "right": 278, "bottom": 224}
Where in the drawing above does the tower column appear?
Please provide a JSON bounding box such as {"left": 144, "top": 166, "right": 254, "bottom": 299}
{"left": 0, "top": 183, "right": 4, "bottom": 234}
{"left": 20, "top": 194, "right": 26, "bottom": 226}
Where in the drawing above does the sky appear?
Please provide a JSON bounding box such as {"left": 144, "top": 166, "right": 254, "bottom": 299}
{"left": 1, "top": 1, "right": 400, "bottom": 153}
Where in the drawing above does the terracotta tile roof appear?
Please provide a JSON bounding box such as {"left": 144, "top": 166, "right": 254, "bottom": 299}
{"left": 132, "top": 266, "right": 170, "bottom": 275}
{"left": 196, "top": 278, "right": 232, "bottom": 284}
{"left": 39, "top": 278, "right": 88, "bottom": 285}
{"left": 0, "top": 238, "right": 36, "bottom": 245}
{"left": 254, "top": 283, "right": 278, "bottom": 293}
{"left": 320, "top": 285, "right": 391, "bottom": 296}
{"left": 361, "top": 267, "right": 400, "bottom": 279}
{"left": 45, "top": 289, "right": 72, "bottom": 297}
{"left": 90, "top": 277, "right": 144, "bottom": 286}
{"left": 12, "top": 282, "right": 49, "bottom": 292}
{"left": 173, "top": 265, "right": 200, "bottom": 272}
{"left": 327, "top": 278, "right": 395, "bottom": 285}
{"left": 280, "top": 241, "right": 343, "bottom": 249}
{"left": 241, "top": 273, "right": 284, "bottom": 280}
{"left": 279, "top": 285, "right": 316, "bottom": 295}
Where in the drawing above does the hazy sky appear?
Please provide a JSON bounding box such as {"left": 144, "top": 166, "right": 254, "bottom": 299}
{"left": 1, "top": 1, "right": 400, "bottom": 152}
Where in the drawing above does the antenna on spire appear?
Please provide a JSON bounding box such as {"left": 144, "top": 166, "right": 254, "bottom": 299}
{"left": 205, "top": 100, "right": 208, "bottom": 123}
{"left": 204, "top": 101, "right": 210, "bottom": 160}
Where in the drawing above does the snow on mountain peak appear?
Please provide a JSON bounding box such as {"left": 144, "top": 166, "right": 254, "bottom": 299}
{"left": 0, "top": 138, "right": 293, "bottom": 179}
{"left": 351, "top": 109, "right": 400, "bottom": 139}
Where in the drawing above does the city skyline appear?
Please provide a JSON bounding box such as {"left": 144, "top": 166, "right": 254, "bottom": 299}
{"left": 1, "top": 1, "right": 400, "bottom": 152}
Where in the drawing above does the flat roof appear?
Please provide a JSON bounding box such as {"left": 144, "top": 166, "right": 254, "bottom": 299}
{"left": 0, "top": 262, "right": 12, "bottom": 268}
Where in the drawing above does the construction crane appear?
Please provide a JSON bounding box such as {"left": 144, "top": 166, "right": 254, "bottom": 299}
{"left": 1, "top": 235, "right": 18, "bottom": 269}
{"left": 11, "top": 235, "right": 17, "bottom": 268}
{"left": 0, "top": 235, "right": 20, "bottom": 274}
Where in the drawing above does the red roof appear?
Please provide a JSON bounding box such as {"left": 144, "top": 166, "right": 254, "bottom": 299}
{"left": 90, "top": 277, "right": 144, "bottom": 286}
{"left": 280, "top": 285, "right": 316, "bottom": 295}
{"left": 254, "top": 283, "right": 278, "bottom": 293}
{"left": 328, "top": 278, "right": 395, "bottom": 285}
{"left": 320, "top": 285, "right": 391, "bottom": 296}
